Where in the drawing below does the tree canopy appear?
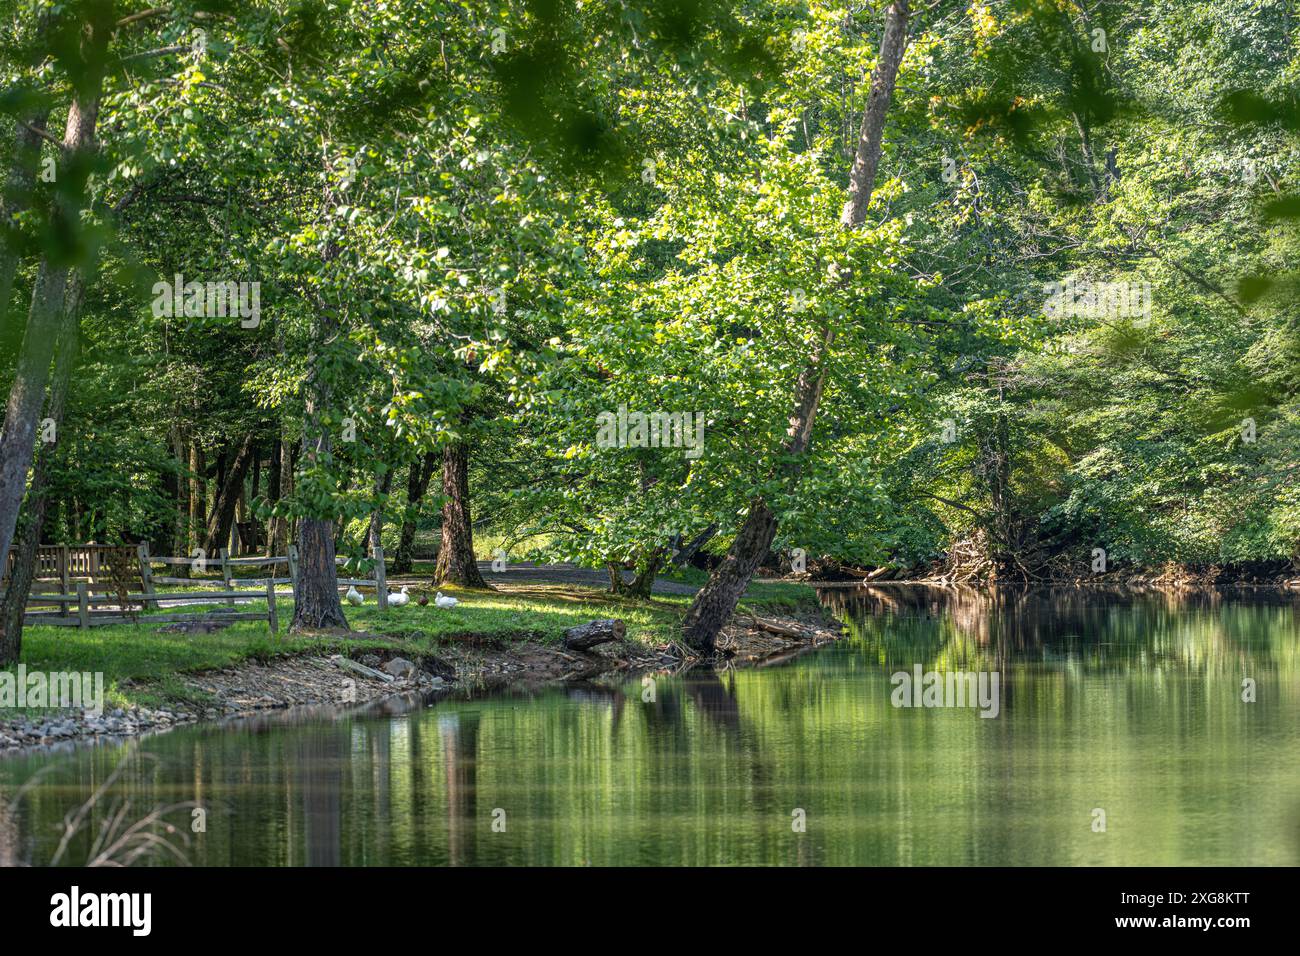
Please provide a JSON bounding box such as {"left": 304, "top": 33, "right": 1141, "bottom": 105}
{"left": 1, "top": 0, "right": 1297, "bottom": 659}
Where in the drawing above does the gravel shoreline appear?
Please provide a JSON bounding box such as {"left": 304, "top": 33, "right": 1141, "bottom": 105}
{"left": 0, "top": 653, "right": 448, "bottom": 755}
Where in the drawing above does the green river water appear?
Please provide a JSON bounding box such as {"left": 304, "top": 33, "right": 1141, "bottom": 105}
{"left": 2, "top": 586, "right": 1298, "bottom": 866}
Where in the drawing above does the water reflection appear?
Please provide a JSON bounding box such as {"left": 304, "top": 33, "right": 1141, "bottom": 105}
{"left": 440, "top": 711, "right": 480, "bottom": 866}
{"left": 1, "top": 587, "right": 1297, "bottom": 866}
{"left": 824, "top": 585, "right": 1300, "bottom": 676}
{"left": 297, "top": 720, "right": 342, "bottom": 867}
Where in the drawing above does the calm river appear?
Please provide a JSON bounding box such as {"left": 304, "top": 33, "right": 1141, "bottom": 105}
{"left": 2, "top": 586, "right": 1298, "bottom": 865}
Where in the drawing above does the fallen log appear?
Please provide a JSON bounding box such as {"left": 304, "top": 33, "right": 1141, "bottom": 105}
{"left": 331, "top": 654, "right": 395, "bottom": 683}
{"left": 834, "top": 565, "right": 892, "bottom": 581}
{"left": 737, "top": 615, "right": 814, "bottom": 639}
{"left": 563, "top": 618, "right": 626, "bottom": 650}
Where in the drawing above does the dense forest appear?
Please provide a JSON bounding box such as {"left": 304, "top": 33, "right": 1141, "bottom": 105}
{"left": 1, "top": 0, "right": 1298, "bottom": 661}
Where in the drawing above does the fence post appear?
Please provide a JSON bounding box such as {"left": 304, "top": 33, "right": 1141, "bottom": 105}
{"left": 287, "top": 544, "right": 299, "bottom": 598}
{"left": 373, "top": 544, "right": 388, "bottom": 610}
{"left": 76, "top": 582, "right": 89, "bottom": 629}
{"left": 137, "top": 543, "right": 158, "bottom": 610}
{"left": 266, "top": 578, "right": 279, "bottom": 637}
{"left": 219, "top": 548, "right": 235, "bottom": 606}
{"left": 59, "top": 545, "right": 70, "bottom": 616}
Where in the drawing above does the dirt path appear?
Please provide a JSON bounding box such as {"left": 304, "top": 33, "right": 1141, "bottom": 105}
{"left": 137, "top": 562, "right": 699, "bottom": 610}
{"left": 390, "top": 561, "right": 701, "bottom": 596}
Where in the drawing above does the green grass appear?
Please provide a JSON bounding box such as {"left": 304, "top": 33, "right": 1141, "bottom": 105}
{"left": 11, "top": 597, "right": 399, "bottom": 711}
{"left": 345, "top": 585, "right": 684, "bottom": 645}
{"left": 5, "top": 573, "right": 821, "bottom": 714}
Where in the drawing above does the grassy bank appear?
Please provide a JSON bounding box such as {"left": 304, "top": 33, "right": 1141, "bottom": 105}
{"left": 5, "top": 577, "right": 821, "bottom": 713}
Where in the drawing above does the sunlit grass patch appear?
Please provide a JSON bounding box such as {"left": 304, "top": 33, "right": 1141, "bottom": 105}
{"left": 347, "top": 584, "right": 683, "bottom": 645}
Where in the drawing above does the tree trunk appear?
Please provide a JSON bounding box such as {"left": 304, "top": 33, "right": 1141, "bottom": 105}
{"left": 293, "top": 513, "right": 348, "bottom": 631}
{"left": 367, "top": 465, "right": 393, "bottom": 553}
{"left": 169, "top": 426, "right": 189, "bottom": 575}
{"left": 291, "top": 398, "right": 348, "bottom": 631}
{"left": 681, "top": 0, "right": 911, "bottom": 655}
{"left": 609, "top": 549, "right": 663, "bottom": 598}
{"left": 0, "top": 268, "right": 70, "bottom": 566}
{"left": 267, "top": 437, "right": 281, "bottom": 551}
{"left": 240, "top": 450, "right": 259, "bottom": 552}
{"left": 202, "top": 433, "right": 254, "bottom": 555}
{"left": 1073, "top": 111, "right": 1103, "bottom": 198}
{"left": 188, "top": 442, "right": 204, "bottom": 554}
{"left": 607, "top": 562, "right": 625, "bottom": 593}
{"left": 393, "top": 450, "right": 436, "bottom": 574}
{"left": 234, "top": 496, "right": 245, "bottom": 554}
{"left": 0, "top": 9, "right": 109, "bottom": 568}
{"left": 839, "top": 0, "right": 911, "bottom": 229}
{"left": 680, "top": 498, "right": 779, "bottom": 654}
{"left": 271, "top": 434, "right": 294, "bottom": 557}
{"left": 290, "top": 174, "right": 348, "bottom": 631}
{"left": 159, "top": 451, "right": 179, "bottom": 554}
{"left": 670, "top": 523, "right": 718, "bottom": 566}
{"left": 213, "top": 449, "right": 227, "bottom": 502}
{"left": 432, "top": 441, "right": 488, "bottom": 588}
{"left": 0, "top": 275, "right": 80, "bottom": 664}
{"left": 985, "top": 394, "right": 1015, "bottom": 578}
{"left": 627, "top": 550, "right": 664, "bottom": 597}
{"left": 682, "top": 322, "right": 834, "bottom": 653}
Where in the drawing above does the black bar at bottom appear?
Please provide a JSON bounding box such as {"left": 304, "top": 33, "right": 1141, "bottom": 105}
{"left": 0, "top": 865, "right": 1276, "bottom": 942}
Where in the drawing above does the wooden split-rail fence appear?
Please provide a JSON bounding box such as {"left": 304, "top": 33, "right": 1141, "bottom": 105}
{"left": 13, "top": 543, "right": 395, "bottom": 633}
{"left": 143, "top": 543, "right": 395, "bottom": 608}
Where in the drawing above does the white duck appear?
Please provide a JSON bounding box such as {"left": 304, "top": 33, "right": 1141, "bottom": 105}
{"left": 387, "top": 585, "right": 410, "bottom": 607}
{"left": 434, "top": 591, "right": 459, "bottom": 609}
{"left": 345, "top": 584, "right": 365, "bottom": 606}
